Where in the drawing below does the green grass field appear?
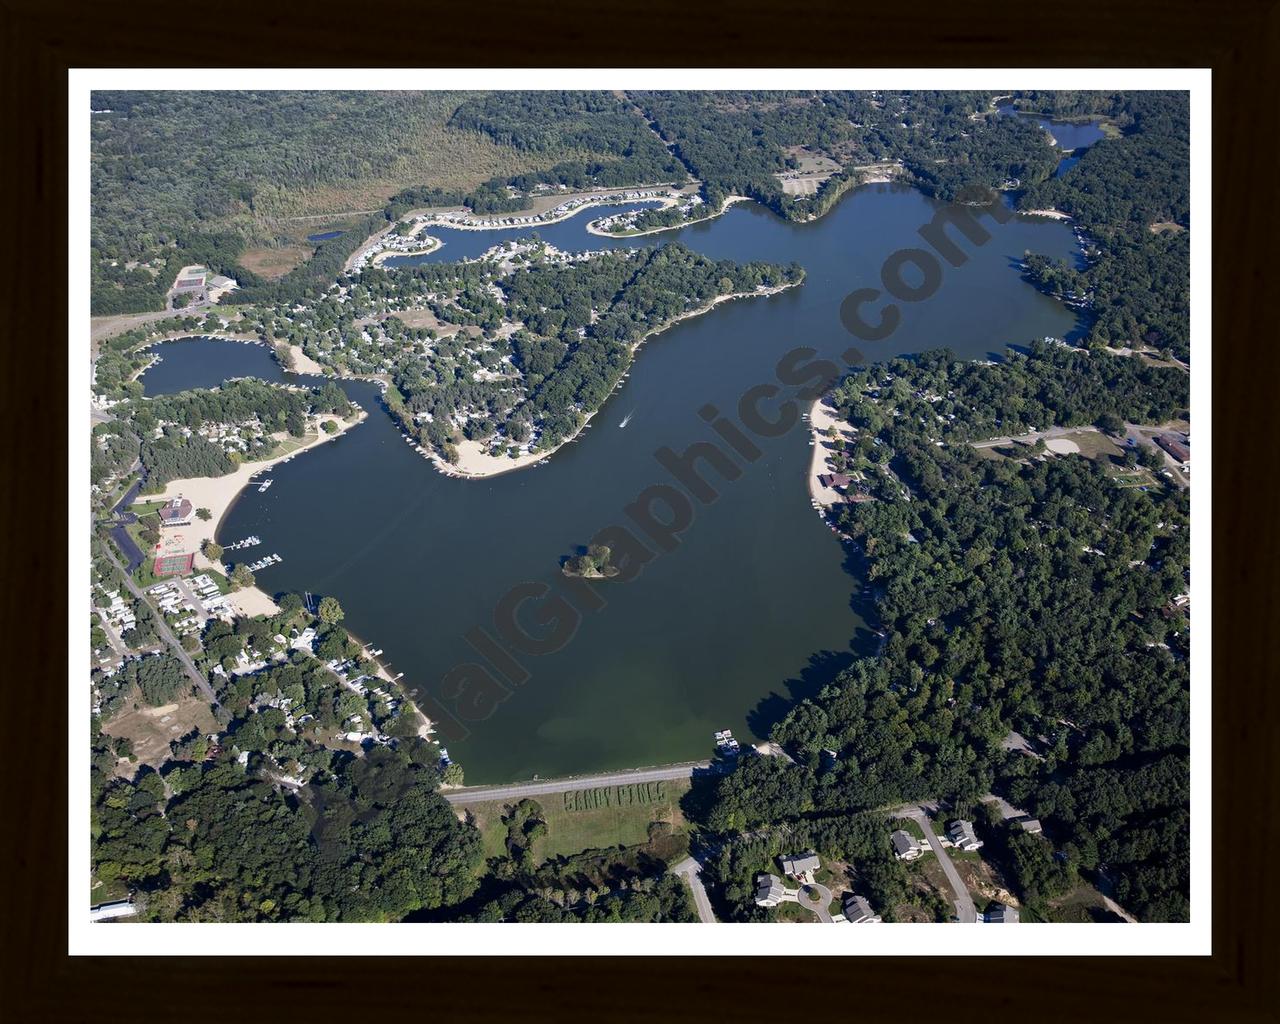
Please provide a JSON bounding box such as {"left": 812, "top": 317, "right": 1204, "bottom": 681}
{"left": 466, "top": 777, "right": 692, "bottom": 865}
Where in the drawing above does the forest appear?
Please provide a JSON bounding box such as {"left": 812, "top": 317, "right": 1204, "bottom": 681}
{"left": 101, "top": 377, "right": 352, "bottom": 488}
{"left": 90, "top": 89, "right": 1086, "bottom": 314}
{"left": 690, "top": 345, "right": 1191, "bottom": 921}
{"left": 1017, "top": 91, "right": 1190, "bottom": 358}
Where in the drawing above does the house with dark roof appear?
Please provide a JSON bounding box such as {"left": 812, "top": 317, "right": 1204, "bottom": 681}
{"left": 754, "top": 873, "right": 787, "bottom": 908}
{"left": 158, "top": 497, "right": 193, "bottom": 527}
{"left": 985, "top": 902, "right": 1020, "bottom": 924}
{"left": 817, "top": 473, "right": 853, "bottom": 489}
{"left": 842, "top": 893, "right": 882, "bottom": 924}
{"left": 945, "top": 819, "right": 984, "bottom": 851}
{"left": 891, "top": 829, "right": 924, "bottom": 861}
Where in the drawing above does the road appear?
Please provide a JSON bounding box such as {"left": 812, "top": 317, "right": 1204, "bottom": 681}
{"left": 795, "top": 881, "right": 834, "bottom": 923}
{"left": 896, "top": 805, "right": 977, "bottom": 923}
{"left": 443, "top": 760, "right": 710, "bottom": 806}
{"left": 671, "top": 857, "right": 716, "bottom": 923}
{"left": 100, "top": 540, "right": 220, "bottom": 710}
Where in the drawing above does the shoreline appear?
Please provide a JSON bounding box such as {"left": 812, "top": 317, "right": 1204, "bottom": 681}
{"left": 148, "top": 407, "right": 368, "bottom": 616}
{"left": 424, "top": 280, "right": 802, "bottom": 480}
{"left": 136, "top": 331, "right": 330, "bottom": 379}
{"left": 1019, "top": 208, "right": 1072, "bottom": 221}
{"left": 421, "top": 185, "right": 679, "bottom": 234}
{"left": 806, "top": 395, "right": 855, "bottom": 510}
{"left": 585, "top": 194, "right": 752, "bottom": 240}
{"left": 370, "top": 235, "right": 443, "bottom": 267}
{"left": 340, "top": 623, "right": 435, "bottom": 740}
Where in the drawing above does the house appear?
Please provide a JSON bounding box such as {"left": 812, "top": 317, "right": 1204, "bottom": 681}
{"left": 1014, "top": 816, "right": 1043, "bottom": 835}
{"left": 985, "top": 902, "right": 1020, "bottom": 924}
{"left": 891, "top": 829, "right": 924, "bottom": 861}
{"left": 946, "top": 819, "right": 984, "bottom": 851}
{"left": 817, "top": 473, "right": 853, "bottom": 489}
{"left": 778, "top": 852, "right": 821, "bottom": 879}
{"left": 842, "top": 893, "right": 882, "bottom": 924}
{"left": 158, "top": 497, "right": 193, "bottom": 527}
{"left": 755, "top": 873, "right": 787, "bottom": 908}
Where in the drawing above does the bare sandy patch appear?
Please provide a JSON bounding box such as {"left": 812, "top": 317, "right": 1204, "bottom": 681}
{"left": 1044, "top": 437, "right": 1081, "bottom": 455}
{"left": 103, "top": 695, "right": 219, "bottom": 772}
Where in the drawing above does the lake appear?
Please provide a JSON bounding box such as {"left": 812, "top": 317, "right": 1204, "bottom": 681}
{"left": 141, "top": 183, "right": 1083, "bottom": 783}
{"left": 997, "top": 104, "right": 1107, "bottom": 178}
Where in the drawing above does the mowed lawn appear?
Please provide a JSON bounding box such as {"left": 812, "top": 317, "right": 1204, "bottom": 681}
{"left": 464, "top": 777, "right": 692, "bottom": 864}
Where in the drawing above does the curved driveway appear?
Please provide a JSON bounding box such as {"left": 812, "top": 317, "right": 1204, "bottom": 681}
{"left": 796, "top": 882, "right": 834, "bottom": 923}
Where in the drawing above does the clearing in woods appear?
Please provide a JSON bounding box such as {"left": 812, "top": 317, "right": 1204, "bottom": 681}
{"left": 102, "top": 696, "right": 219, "bottom": 774}
{"left": 463, "top": 776, "right": 692, "bottom": 863}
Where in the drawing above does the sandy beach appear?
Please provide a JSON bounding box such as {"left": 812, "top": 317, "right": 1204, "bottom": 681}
{"left": 807, "top": 395, "right": 855, "bottom": 507}
{"left": 425, "top": 281, "right": 801, "bottom": 480}
{"left": 286, "top": 344, "right": 328, "bottom": 376}
{"left": 1020, "top": 208, "right": 1072, "bottom": 220}
{"left": 148, "top": 408, "right": 367, "bottom": 614}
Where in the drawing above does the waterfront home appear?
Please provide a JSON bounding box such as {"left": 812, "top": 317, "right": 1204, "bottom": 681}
{"left": 157, "top": 497, "right": 193, "bottom": 527}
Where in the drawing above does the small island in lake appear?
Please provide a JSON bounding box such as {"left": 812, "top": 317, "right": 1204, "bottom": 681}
{"left": 561, "top": 543, "right": 620, "bottom": 579}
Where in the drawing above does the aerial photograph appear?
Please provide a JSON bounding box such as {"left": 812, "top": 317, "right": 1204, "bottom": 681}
{"left": 84, "top": 85, "right": 1193, "bottom": 931}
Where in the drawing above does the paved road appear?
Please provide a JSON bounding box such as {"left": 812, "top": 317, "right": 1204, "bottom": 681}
{"left": 897, "top": 805, "right": 977, "bottom": 923}
{"left": 100, "top": 541, "right": 220, "bottom": 710}
{"left": 796, "top": 881, "right": 834, "bottom": 923}
{"left": 671, "top": 857, "right": 716, "bottom": 923}
{"left": 443, "top": 760, "right": 709, "bottom": 806}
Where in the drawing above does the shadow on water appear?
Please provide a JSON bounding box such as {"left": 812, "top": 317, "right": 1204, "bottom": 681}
{"left": 745, "top": 648, "right": 858, "bottom": 741}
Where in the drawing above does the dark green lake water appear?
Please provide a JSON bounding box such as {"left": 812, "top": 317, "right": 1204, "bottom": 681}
{"left": 142, "top": 184, "right": 1083, "bottom": 783}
